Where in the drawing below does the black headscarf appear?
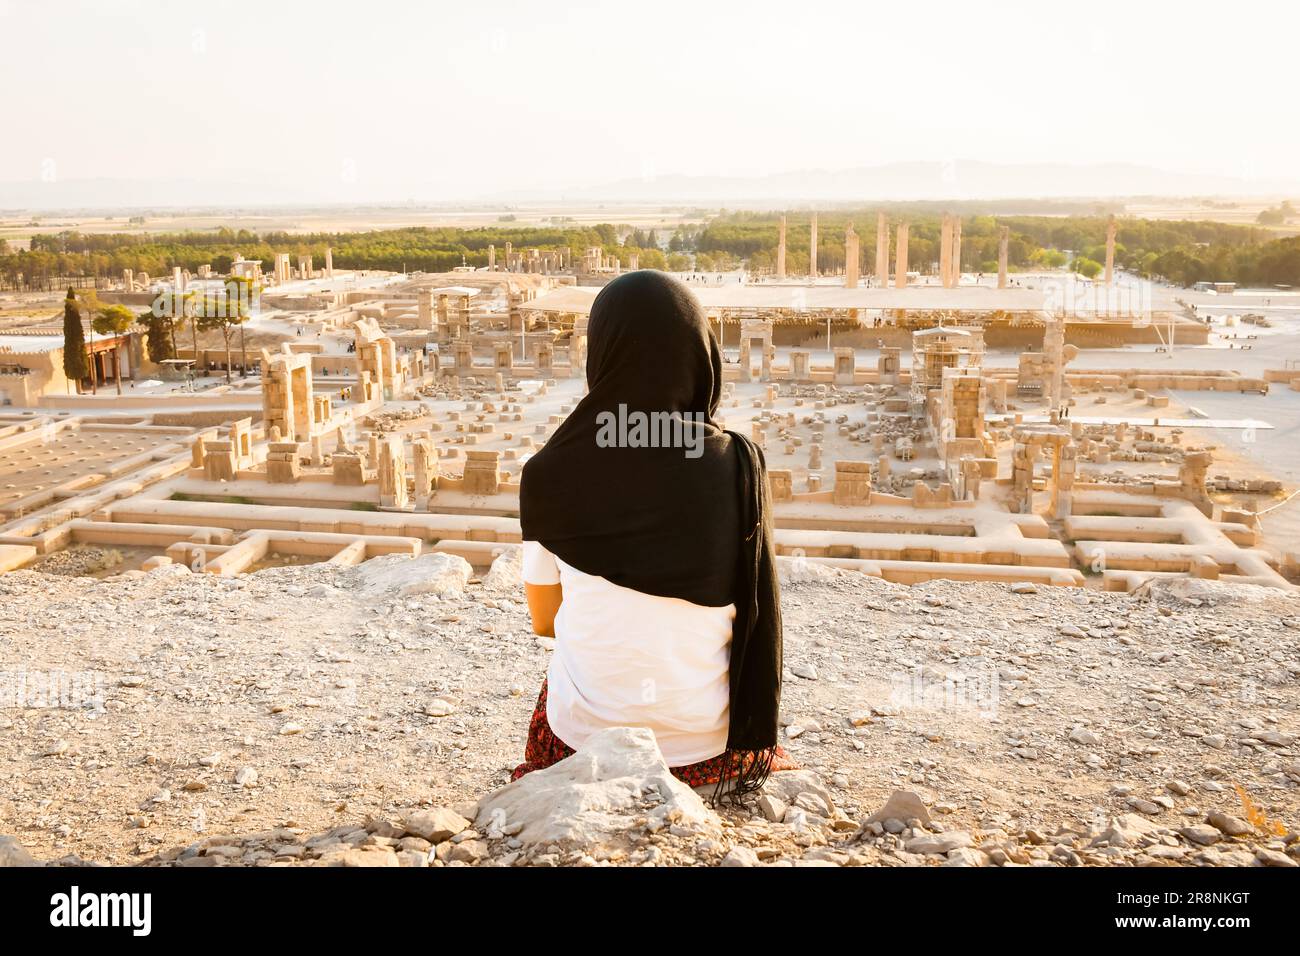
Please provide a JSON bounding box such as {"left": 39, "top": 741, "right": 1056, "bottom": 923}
{"left": 519, "top": 270, "right": 782, "bottom": 801}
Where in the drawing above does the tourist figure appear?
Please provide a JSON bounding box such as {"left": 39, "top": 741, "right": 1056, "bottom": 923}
{"left": 516, "top": 270, "right": 793, "bottom": 802}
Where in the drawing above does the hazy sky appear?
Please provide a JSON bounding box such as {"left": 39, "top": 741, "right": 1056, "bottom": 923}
{"left": 3, "top": 0, "right": 1296, "bottom": 202}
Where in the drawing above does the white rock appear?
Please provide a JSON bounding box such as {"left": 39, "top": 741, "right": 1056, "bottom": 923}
{"left": 1205, "top": 810, "right": 1250, "bottom": 836}
{"left": 721, "top": 846, "right": 759, "bottom": 867}
{"left": 1179, "top": 825, "right": 1221, "bottom": 846}
{"left": 864, "top": 790, "right": 932, "bottom": 828}
{"left": 347, "top": 552, "right": 472, "bottom": 599}
{"left": 905, "top": 831, "right": 973, "bottom": 854}
{"left": 233, "top": 767, "right": 258, "bottom": 788}
{"left": 757, "top": 794, "right": 788, "bottom": 823}
{"left": 481, "top": 546, "right": 522, "bottom": 592}
{"left": 760, "top": 770, "right": 836, "bottom": 818}
{"left": 0, "top": 836, "right": 38, "bottom": 867}
{"left": 401, "top": 808, "right": 470, "bottom": 844}
{"left": 777, "top": 557, "right": 850, "bottom": 585}
{"left": 474, "top": 727, "right": 721, "bottom": 847}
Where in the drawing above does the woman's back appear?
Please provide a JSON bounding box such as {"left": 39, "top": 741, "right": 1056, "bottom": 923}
{"left": 523, "top": 540, "right": 733, "bottom": 765}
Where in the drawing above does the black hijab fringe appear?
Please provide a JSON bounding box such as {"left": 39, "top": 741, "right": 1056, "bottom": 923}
{"left": 710, "top": 747, "right": 776, "bottom": 808}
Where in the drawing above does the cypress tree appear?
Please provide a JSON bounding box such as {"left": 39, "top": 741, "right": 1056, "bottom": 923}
{"left": 61, "top": 287, "right": 88, "bottom": 389}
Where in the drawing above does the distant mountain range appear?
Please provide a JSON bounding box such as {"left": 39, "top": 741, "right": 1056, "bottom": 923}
{"left": 0, "top": 178, "right": 321, "bottom": 214}
{"left": 491, "top": 161, "right": 1299, "bottom": 204}
{"left": 1, "top": 160, "right": 1295, "bottom": 213}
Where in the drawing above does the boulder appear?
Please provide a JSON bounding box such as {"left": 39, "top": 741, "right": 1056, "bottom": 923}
{"left": 346, "top": 552, "right": 472, "bottom": 599}
{"left": 776, "top": 556, "right": 850, "bottom": 585}
{"left": 864, "top": 790, "right": 932, "bottom": 829}
{"left": 481, "top": 545, "right": 522, "bottom": 592}
{"left": 474, "top": 727, "right": 721, "bottom": 848}
{"left": 0, "top": 836, "right": 39, "bottom": 867}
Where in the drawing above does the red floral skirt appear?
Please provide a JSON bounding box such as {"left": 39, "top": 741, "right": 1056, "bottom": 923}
{"left": 511, "top": 678, "right": 797, "bottom": 788}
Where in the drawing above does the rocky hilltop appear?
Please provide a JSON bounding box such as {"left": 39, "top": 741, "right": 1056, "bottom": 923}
{"left": 1, "top": 553, "right": 1297, "bottom": 867}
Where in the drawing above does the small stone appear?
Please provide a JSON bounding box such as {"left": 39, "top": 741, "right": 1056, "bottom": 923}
{"left": 757, "top": 795, "right": 787, "bottom": 823}
{"left": 0, "top": 836, "right": 38, "bottom": 867}
{"left": 1178, "top": 825, "right": 1221, "bottom": 846}
{"left": 401, "top": 808, "right": 470, "bottom": 844}
{"left": 1205, "top": 811, "right": 1250, "bottom": 837}
{"left": 326, "top": 848, "right": 398, "bottom": 867}
{"left": 233, "top": 767, "right": 258, "bottom": 788}
{"left": 721, "top": 846, "right": 758, "bottom": 867}
{"left": 1255, "top": 849, "right": 1297, "bottom": 868}
{"left": 449, "top": 840, "right": 487, "bottom": 863}
{"left": 791, "top": 662, "right": 818, "bottom": 681}
{"left": 423, "top": 699, "right": 456, "bottom": 718}
{"left": 1010, "top": 583, "right": 1038, "bottom": 594}
{"left": 864, "top": 790, "right": 932, "bottom": 829}
{"left": 905, "top": 831, "right": 973, "bottom": 855}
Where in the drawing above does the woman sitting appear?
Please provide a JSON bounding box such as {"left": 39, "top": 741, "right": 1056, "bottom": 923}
{"left": 515, "top": 270, "right": 794, "bottom": 802}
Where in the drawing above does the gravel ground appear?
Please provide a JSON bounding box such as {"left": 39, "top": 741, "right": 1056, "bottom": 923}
{"left": 1, "top": 557, "right": 1298, "bottom": 867}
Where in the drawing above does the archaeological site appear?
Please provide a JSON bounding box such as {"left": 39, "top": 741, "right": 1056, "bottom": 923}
{"left": 0, "top": 1, "right": 1297, "bottom": 936}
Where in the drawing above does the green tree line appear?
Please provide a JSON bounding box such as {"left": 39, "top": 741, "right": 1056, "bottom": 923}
{"left": 5, "top": 214, "right": 1299, "bottom": 290}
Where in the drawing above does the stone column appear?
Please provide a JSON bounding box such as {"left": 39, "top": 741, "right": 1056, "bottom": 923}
{"left": 875, "top": 212, "right": 889, "bottom": 286}
{"left": 417, "top": 290, "right": 434, "bottom": 331}
{"left": 809, "top": 213, "right": 818, "bottom": 279}
{"left": 997, "top": 226, "right": 1009, "bottom": 289}
{"left": 844, "top": 222, "right": 859, "bottom": 289}
{"left": 377, "top": 436, "right": 409, "bottom": 509}
{"left": 412, "top": 437, "right": 436, "bottom": 509}
{"left": 939, "top": 215, "right": 952, "bottom": 287}
{"left": 951, "top": 216, "right": 962, "bottom": 287}
{"left": 894, "top": 222, "right": 909, "bottom": 289}
{"left": 776, "top": 215, "right": 787, "bottom": 279}
{"left": 325, "top": 247, "right": 334, "bottom": 278}
{"left": 488, "top": 244, "right": 496, "bottom": 271}
{"left": 790, "top": 350, "right": 810, "bottom": 381}
{"left": 1104, "top": 216, "right": 1117, "bottom": 285}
